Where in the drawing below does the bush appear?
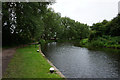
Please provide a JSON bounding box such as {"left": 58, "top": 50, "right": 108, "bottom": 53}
{"left": 88, "top": 36, "right": 120, "bottom": 48}
{"left": 80, "top": 38, "right": 88, "bottom": 46}
{"left": 89, "top": 40, "right": 104, "bottom": 47}
{"left": 39, "top": 39, "right": 46, "bottom": 49}
{"left": 40, "top": 39, "right": 46, "bottom": 45}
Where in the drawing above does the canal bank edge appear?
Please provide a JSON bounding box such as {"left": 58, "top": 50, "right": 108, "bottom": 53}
{"left": 39, "top": 46, "right": 65, "bottom": 78}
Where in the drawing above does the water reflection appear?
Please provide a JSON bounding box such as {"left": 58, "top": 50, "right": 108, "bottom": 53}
{"left": 42, "top": 42, "right": 120, "bottom": 78}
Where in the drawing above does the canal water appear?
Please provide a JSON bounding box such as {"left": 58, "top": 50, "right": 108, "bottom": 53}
{"left": 42, "top": 42, "right": 120, "bottom": 78}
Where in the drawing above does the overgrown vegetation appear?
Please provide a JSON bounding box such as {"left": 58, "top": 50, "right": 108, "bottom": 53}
{"left": 2, "top": 2, "right": 120, "bottom": 48}
{"left": 79, "top": 15, "right": 120, "bottom": 49}
{"left": 2, "top": 2, "right": 89, "bottom": 47}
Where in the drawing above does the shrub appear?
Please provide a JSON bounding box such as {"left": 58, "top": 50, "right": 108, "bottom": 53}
{"left": 89, "top": 40, "right": 104, "bottom": 47}
{"left": 80, "top": 38, "right": 88, "bottom": 45}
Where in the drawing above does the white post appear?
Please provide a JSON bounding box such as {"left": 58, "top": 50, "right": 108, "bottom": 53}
{"left": 118, "top": 1, "right": 120, "bottom": 14}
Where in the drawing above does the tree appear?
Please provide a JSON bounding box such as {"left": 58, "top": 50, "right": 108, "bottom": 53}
{"left": 2, "top": 2, "right": 50, "bottom": 46}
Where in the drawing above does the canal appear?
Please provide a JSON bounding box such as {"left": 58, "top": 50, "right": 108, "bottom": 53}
{"left": 42, "top": 42, "right": 120, "bottom": 78}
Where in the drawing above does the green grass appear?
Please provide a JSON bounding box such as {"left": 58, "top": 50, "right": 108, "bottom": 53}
{"left": 3, "top": 45, "right": 62, "bottom": 78}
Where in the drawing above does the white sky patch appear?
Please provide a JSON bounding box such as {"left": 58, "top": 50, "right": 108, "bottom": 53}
{"left": 49, "top": 0, "right": 120, "bottom": 26}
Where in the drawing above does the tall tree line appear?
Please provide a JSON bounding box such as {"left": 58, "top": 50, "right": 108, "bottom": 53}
{"left": 2, "top": 2, "right": 90, "bottom": 46}
{"left": 89, "top": 15, "right": 120, "bottom": 41}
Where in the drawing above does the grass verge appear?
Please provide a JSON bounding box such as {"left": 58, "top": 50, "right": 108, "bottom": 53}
{"left": 3, "top": 45, "right": 62, "bottom": 78}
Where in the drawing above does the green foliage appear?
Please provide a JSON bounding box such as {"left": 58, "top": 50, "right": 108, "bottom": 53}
{"left": 4, "top": 2, "right": 120, "bottom": 50}
{"left": 80, "top": 38, "right": 88, "bottom": 46}
{"left": 88, "top": 39, "right": 104, "bottom": 48}
{"left": 80, "top": 36, "right": 120, "bottom": 49}
{"left": 89, "top": 20, "right": 108, "bottom": 39}
{"left": 2, "top": 2, "right": 50, "bottom": 46}
{"left": 105, "top": 15, "right": 120, "bottom": 36}
{"left": 40, "top": 39, "right": 46, "bottom": 45}
{"left": 42, "top": 8, "right": 61, "bottom": 40}
{"left": 59, "top": 17, "right": 89, "bottom": 40}
{"left": 86, "top": 15, "right": 120, "bottom": 49}
{"left": 88, "top": 31, "right": 97, "bottom": 41}
{"left": 3, "top": 2, "right": 90, "bottom": 46}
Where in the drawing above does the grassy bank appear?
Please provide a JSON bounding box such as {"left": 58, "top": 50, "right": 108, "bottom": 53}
{"left": 3, "top": 45, "right": 62, "bottom": 78}
{"left": 78, "top": 36, "right": 120, "bottom": 49}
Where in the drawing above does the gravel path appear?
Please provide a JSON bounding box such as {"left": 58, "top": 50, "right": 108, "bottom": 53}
{"left": 2, "top": 48, "right": 16, "bottom": 75}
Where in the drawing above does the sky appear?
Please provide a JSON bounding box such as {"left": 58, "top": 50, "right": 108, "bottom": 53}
{"left": 49, "top": 0, "right": 120, "bottom": 26}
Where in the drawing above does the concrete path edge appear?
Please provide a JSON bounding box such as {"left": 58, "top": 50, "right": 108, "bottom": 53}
{"left": 39, "top": 47, "right": 65, "bottom": 78}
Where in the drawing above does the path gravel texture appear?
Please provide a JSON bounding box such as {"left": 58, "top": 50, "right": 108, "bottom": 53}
{"left": 2, "top": 48, "right": 16, "bottom": 75}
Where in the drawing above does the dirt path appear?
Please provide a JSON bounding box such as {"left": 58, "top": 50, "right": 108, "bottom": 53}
{"left": 2, "top": 48, "right": 16, "bottom": 75}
